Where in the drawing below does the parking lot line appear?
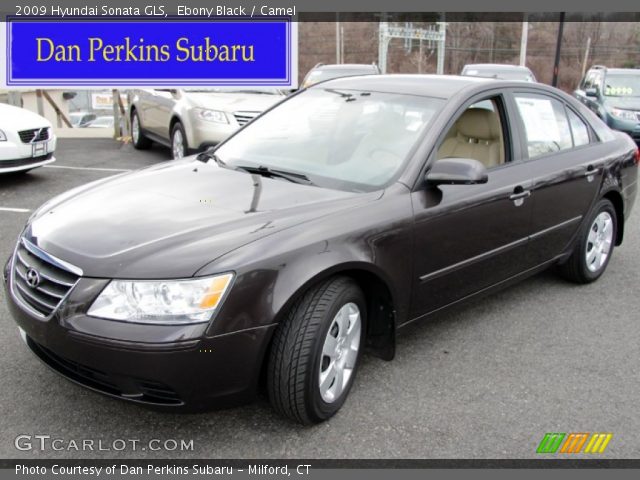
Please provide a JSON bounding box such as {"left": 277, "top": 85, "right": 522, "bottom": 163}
{"left": 44, "top": 165, "right": 131, "bottom": 173}
{"left": 0, "top": 207, "right": 30, "bottom": 213}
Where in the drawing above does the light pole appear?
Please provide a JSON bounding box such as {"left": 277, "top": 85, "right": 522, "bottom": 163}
{"left": 552, "top": 12, "right": 566, "bottom": 87}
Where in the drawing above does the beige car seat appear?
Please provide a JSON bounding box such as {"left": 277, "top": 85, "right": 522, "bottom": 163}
{"left": 437, "top": 109, "right": 505, "bottom": 168}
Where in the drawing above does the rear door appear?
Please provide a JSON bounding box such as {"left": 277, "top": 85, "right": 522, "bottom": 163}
{"left": 511, "top": 90, "right": 605, "bottom": 265}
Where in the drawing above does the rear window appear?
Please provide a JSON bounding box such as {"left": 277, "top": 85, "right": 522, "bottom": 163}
{"left": 514, "top": 94, "right": 573, "bottom": 158}
{"left": 567, "top": 109, "right": 590, "bottom": 147}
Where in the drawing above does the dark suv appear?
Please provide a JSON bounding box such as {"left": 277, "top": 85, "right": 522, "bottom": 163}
{"left": 574, "top": 66, "right": 640, "bottom": 142}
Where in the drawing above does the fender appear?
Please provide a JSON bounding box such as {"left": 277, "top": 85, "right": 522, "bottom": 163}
{"left": 200, "top": 184, "right": 415, "bottom": 339}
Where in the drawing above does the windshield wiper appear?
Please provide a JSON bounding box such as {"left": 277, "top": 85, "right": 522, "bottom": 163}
{"left": 324, "top": 88, "right": 358, "bottom": 101}
{"left": 234, "top": 164, "right": 314, "bottom": 185}
{"left": 196, "top": 148, "right": 226, "bottom": 166}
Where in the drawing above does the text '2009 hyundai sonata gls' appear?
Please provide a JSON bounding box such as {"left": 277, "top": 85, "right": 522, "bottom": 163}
{"left": 4, "top": 75, "right": 638, "bottom": 424}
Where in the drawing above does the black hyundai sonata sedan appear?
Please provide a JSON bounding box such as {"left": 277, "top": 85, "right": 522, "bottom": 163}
{"left": 3, "top": 75, "right": 638, "bottom": 424}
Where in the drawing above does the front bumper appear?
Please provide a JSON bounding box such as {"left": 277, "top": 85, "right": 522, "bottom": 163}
{"left": 0, "top": 154, "right": 55, "bottom": 173}
{"left": 0, "top": 130, "right": 57, "bottom": 172}
{"left": 3, "top": 257, "right": 275, "bottom": 411}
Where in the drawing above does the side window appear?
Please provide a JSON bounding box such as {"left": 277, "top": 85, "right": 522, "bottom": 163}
{"left": 592, "top": 73, "right": 603, "bottom": 93}
{"left": 582, "top": 73, "right": 592, "bottom": 90}
{"left": 567, "top": 108, "right": 591, "bottom": 147}
{"left": 514, "top": 94, "right": 573, "bottom": 159}
{"left": 436, "top": 97, "right": 507, "bottom": 169}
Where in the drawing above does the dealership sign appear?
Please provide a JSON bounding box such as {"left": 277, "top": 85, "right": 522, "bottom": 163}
{"left": 5, "top": 18, "right": 296, "bottom": 86}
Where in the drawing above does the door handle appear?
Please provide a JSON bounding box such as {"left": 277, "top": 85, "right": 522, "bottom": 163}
{"left": 509, "top": 188, "right": 531, "bottom": 206}
{"left": 584, "top": 166, "right": 601, "bottom": 182}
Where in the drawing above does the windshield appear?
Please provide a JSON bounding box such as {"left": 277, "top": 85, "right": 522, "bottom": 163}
{"left": 182, "top": 87, "right": 283, "bottom": 95}
{"left": 604, "top": 74, "right": 640, "bottom": 97}
{"left": 215, "top": 88, "right": 444, "bottom": 191}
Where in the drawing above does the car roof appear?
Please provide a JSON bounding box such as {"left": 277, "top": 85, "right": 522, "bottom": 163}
{"left": 313, "top": 74, "right": 495, "bottom": 99}
{"left": 314, "top": 64, "right": 378, "bottom": 71}
{"left": 464, "top": 64, "right": 531, "bottom": 71}
{"left": 602, "top": 68, "right": 640, "bottom": 74}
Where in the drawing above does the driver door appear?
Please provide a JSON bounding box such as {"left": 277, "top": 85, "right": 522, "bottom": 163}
{"left": 409, "top": 94, "right": 537, "bottom": 318}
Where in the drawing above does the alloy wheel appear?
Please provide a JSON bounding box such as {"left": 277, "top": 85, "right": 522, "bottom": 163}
{"left": 319, "top": 302, "right": 361, "bottom": 403}
{"left": 585, "top": 211, "right": 614, "bottom": 273}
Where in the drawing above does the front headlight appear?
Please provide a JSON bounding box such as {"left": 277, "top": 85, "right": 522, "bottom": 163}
{"left": 196, "top": 108, "right": 228, "bottom": 124}
{"left": 610, "top": 107, "right": 637, "bottom": 121}
{"left": 88, "top": 273, "right": 234, "bottom": 325}
{"left": 0, "top": 129, "right": 7, "bottom": 141}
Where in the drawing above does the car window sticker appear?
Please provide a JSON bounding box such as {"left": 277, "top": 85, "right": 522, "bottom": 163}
{"left": 515, "top": 97, "right": 561, "bottom": 143}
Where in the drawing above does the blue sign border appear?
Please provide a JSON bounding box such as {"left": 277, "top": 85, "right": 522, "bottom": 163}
{"left": 6, "top": 16, "right": 293, "bottom": 86}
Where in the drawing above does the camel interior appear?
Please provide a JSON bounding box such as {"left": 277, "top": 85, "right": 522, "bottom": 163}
{"left": 437, "top": 98, "right": 507, "bottom": 169}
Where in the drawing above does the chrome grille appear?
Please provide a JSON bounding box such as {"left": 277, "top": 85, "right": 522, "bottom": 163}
{"left": 18, "top": 128, "right": 50, "bottom": 144}
{"left": 233, "top": 111, "right": 259, "bottom": 127}
{"left": 11, "top": 238, "right": 81, "bottom": 318}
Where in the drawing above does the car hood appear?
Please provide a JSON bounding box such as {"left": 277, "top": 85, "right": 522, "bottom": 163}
{"left": 27, "top": 159, "right": 376, "bottom": 278}
{"left": 0, "top": 103, "right": 52, "bottom": 131}
{"left": 604, "top": 96, "right": 640, "bottom": 111}
{"left": 184, "top": 92, "right": 284, "bottom": 112}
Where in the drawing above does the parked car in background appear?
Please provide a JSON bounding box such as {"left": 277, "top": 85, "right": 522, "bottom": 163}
{"left": 5, "top": 75, "right": 637, "bottom": 424}
{"left": 0, "top": 103, "right": 56, "bottom": 174}
{"left": 461, "top": 64, "right": 537, "bottom": 82}
{"left": 129, "top": 88, "right": 286, "bottom": 159}
{"left": 83, "top": 116, "right": 115, "bottom": 129}
{"left": 69, "top": 112, "right": 97, "bottom": 128}
{"left": 574, "top": 66, "right": 640, "bottom": 142}
{"left": 301, "top": 63, "right": 381, "bottom": 88}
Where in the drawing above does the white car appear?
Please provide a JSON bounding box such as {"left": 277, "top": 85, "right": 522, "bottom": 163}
{"left": 0, "top": 103, "right": 56, "bottom": 174}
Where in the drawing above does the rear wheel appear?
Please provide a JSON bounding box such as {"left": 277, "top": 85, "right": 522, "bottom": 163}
{"left": 131, "top": 111, "right": 152, "bottom": 150}
{"left": 267, "top": 276, "right": 365, "bottom": 424}
{"left": 558, "top": 198, "right": 617, "bottom": 283}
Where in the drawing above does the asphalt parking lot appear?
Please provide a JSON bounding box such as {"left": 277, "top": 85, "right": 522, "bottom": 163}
{"left": 0, "top": 138, "right": 639, "bottom": 459}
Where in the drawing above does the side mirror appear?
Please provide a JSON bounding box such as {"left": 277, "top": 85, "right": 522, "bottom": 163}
{"left": 426, "top": 158, "right": 488, "bottom": 185}
{"left": 585, "top": 87, "right": 598, "bottom": 97}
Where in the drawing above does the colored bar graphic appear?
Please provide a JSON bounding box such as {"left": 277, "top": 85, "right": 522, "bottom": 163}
{"left": 537, "top": 433, "right": 566, "bottom": 453}
{"left": 537, "top": 433, "right": 613, "bottom": 454}
{"left": 559, "top": 433, "right": 589, "bottom": 453}
{"left": 584, "top": 433, "right": 613, "bottom": 454}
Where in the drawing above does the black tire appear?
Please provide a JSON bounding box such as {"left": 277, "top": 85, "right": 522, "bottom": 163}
{"left": 267, "top": 276, "right": 366, "bottom": 424}
{"left": 171, "top": 122, "right": 188, "bottom": 160}
{"left": 131, "top": 110, "right": 152, "bottom": 150}
{"left": 558, "top": 198, "right": 617, "bottom": 283}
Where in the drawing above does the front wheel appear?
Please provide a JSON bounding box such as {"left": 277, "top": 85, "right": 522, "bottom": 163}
{"left": 171, "top": 122, "right": 188, "bottom": 160}
{"left": 558, "top": 198, "right": 617, "bottom": 283}
{"left": 267, "top": 276, "right": 366, "bottom": 424}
